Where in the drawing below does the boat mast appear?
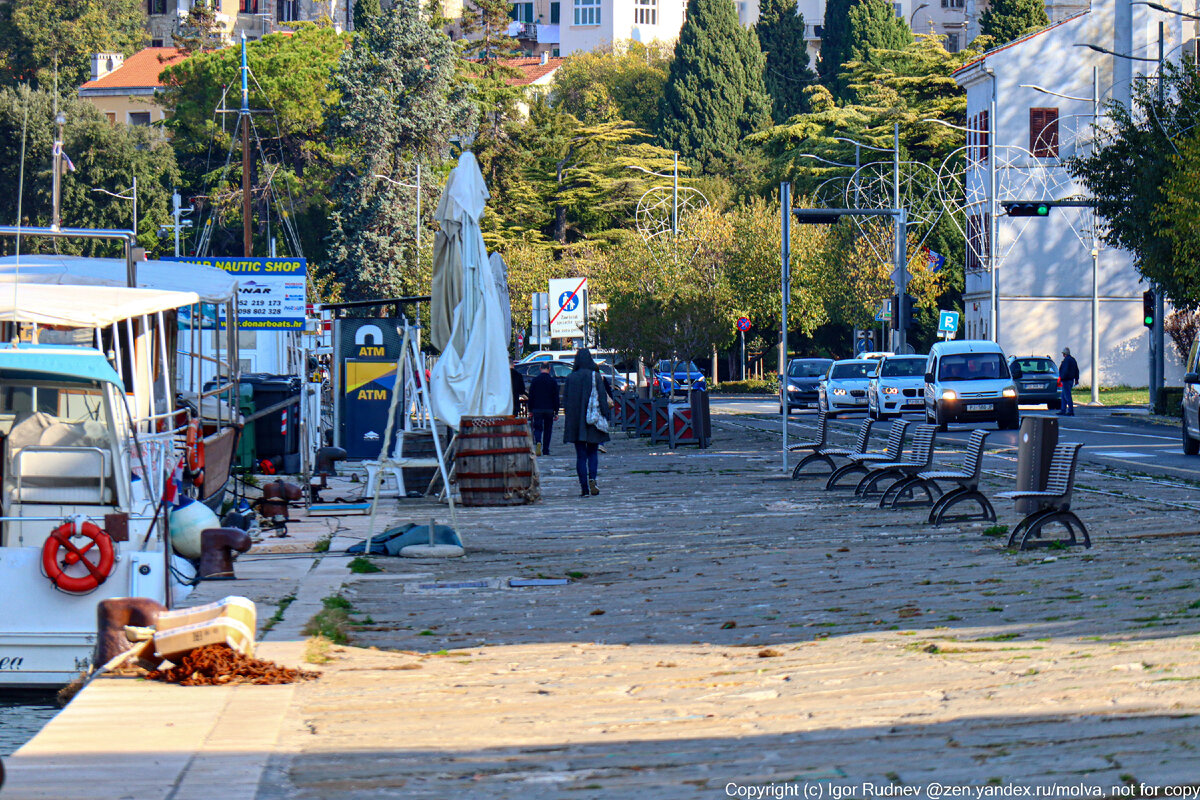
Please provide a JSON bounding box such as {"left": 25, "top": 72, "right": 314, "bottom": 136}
{"left": 240, "top": 34, "right": 251, "bottom": 258}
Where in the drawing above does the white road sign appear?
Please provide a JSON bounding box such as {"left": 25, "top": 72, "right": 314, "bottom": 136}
{"left": 549, "top": 278, "right": 587, "bottom": 339}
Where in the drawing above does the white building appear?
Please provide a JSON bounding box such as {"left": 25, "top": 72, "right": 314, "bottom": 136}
{"left": 953, "top": 0, "right": 1196, "bottom": 387}
{"left": 556, "top": 0, "right": 689, "bottom": 54}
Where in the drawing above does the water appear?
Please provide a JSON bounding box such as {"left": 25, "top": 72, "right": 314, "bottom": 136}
{"left": 0, "top": 693, "right": 59, "bottom": 756}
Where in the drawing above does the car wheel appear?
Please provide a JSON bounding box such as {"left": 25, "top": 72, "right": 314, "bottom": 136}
{"left": 934, "top": 404, "right": 949, "bottom": 432}
{"left": 868, "top": 405, "right": 878, "bottom": 420}
{"left": 1048, "top": 399, "right": 1061, "bottom": 411}
{"left": 1184, "top": 419, "right": 1200, "bottom": 455}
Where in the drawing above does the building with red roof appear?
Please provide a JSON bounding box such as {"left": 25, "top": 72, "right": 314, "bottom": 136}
{"left": 78, "top": 48, "right": 188, "bottom": 130}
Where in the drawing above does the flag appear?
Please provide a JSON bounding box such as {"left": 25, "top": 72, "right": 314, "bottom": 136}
{"left": 163, "top": 456, "right": 186, "bottom": 507}
{"left": 52, "top": 141, "right": 75, "bottom": 173}
{"left": 927, "top": 249, "right": 946, "bottom": 273}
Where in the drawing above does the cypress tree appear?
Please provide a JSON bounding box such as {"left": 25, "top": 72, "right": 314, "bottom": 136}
{"left": 353, "top": 0, "right": 382, "bottom": 31}
{"left": 658, "top": 0, "right": 772, "bottom": 172}
{"left": 756, "top": 0, "right": 815, "bottom": 123}
{"left": 979, "top": 0, "right": 1050, "bottom": 45}
{"left": 819, "top": 0, "right": 912, "bottom": 101}
{"left": 325, "top": 0, "right": 473, "bottom": 299}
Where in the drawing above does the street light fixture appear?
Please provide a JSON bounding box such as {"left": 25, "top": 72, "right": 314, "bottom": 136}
{"left": 373, "top": 166, "right": 422, "bottom": 251}
{"left": 92, "top": 177, "right": 138, "bottom": 238}
{"left": 1131, "top": 1, "right": 1200, "bottom": 21}
{"left": 627, "top": 152, "right": 680, "bottom": 236}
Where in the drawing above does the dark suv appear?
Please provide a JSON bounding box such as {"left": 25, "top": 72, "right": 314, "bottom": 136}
{"left": 781, "top": 358, "right": 833, "bottom": 414}
{"left": 1007, "top": 356, "right": 1061, "bottom": 410}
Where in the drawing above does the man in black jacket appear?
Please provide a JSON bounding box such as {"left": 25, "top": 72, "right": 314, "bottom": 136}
{"left": 1058, "top": 347, "right": 1080, "bottom": 416}
{"left": 527, "top": 363, "right": 560, "bottom": 456}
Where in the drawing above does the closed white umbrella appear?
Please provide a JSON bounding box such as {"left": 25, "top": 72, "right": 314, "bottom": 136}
{"left": 428, "top": 152, "right": 511, "bottom": 429}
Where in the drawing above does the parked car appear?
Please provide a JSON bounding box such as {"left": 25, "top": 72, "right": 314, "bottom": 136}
{"left": 1007, "top": 355, "right": 1062, "bottom": 410}
{"left": 924, "top": 340, "right": 1019, "bottom": 431}
{"left": 858, "top": 351, "right": 894, "bottom": 362}
{"left": 515, "top": 359, "right": 630, "bottom": 394}
{"left": 817, "top": 359, "right": 875, "bottom": 417}
{"left": 653, "top": 360, "right": 706, "bottom": 395}
{"left": 867, "top": 354, "right": 928, "bottom": 420}
{"left": 1181, "top": 339, "right": 1200, "bottom": 454}
{"left": 781, "top": 357, "right": 833, "bottom": 414}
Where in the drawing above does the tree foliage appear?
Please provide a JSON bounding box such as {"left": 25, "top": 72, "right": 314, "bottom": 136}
{"left": 0, "top": 86, "right": 179, "bottom": 256}
{"left": 353, "top": 0, "right": 383, "bottom": 31}
{"left": 1072, "top": 62, "right": 1200, "bottom": 308}
{"left": 325, "top": 0, "right": 472, "bottom": 299}
{"left": 757, "top": 0, "right": 815, "bottom": 123}
{"left": 979, "top": 0, "right": 1049, "bottom": 46}
{"left": 819, "top": 0, "right": 912, "bottom": 101}
{"left": 552, "top": 41, "right": 672, "bottom": 133}
{"left": 174, "top": 4, "right": 224, "bottom": 55}
{"left": 0, "top": 0, "right": 148, "bottom": 90}
{"left": 657, "top": 0, "right": 772, "bottom": 172}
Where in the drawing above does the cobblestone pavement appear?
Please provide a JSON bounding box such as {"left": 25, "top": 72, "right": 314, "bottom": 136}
{"left": 261, "top": 411, "right": 1200, "bottom": 799}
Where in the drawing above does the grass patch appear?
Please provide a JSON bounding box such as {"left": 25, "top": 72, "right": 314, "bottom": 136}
{"left": 261, "top": 593, "right": 296, "bottom": 634}
{"left": 711, "top": 378, "right": 778, "bottom": 394}
{"left": 975, "top": 632, "right": 1021, "bottom": 642}
{"left": 305, "top": 635, "right": 334, "bottom": 664}
{"left": 982, "top": 524, "right": 1009, "bottom": 537}
{"left": 348, "top": 556, "right": 381, "bottom": 574}
{"left": 313, "top": 534, "right": 331, "bottom": 553}
{"left": 302, "top": 594, "right": 355, "bottom": 645}
{"left": 1073, "top": 385, "right": 1148, "bottom": 406}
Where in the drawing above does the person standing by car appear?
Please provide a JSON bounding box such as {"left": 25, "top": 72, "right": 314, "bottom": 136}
{"left": 1058, "top": 347, "right": 1080, "bottom": 416}
{"left": 510, "top": 362, "right": 526, "bottom": 417}
{"left": 563, "top": 348, "right": 610, "bottom": 497}
{"left": 527, "top": 363, "right": 559, "bottom": 457}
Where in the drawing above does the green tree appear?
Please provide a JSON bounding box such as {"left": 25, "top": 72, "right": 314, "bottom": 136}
{"left": 1073, "top": 62, "right": 1200, "bottom": 308}
{"left": 325, "top": 0, "right": 472, "bottom": 299}
{"left": 552, "top": 41, "right": 673, "bottom": 133}
{"left": 174, "top": 4, "right": 224, "bottom": 55}
{"left": 0, "top": 86, "right": 179, "bottom": 256}
{"left": 657, "top": 0, "right": 772, "bottom": 172}
{"left": 159, "top": 24, "right": 348, "bottom": 260}
{"left": 819, "top": 0, "right": 912, "bottom": 101}
{"left": 756, "top": 0, "right": 815, "bottom": 122}
{"left": 0, "top": 0, "right": 147, "bottom": 90}
{"left": 353, "top": 0, "right": 383, "bottom": 31}
{"left": 979, "top": 0, "right": 1049, "bottom": 45}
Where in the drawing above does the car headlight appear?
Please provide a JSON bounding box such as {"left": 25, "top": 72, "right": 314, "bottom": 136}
{"left": 832, "top": 388, "right": 848, "bottom": 396}
{"left": 941, "top": 389, "right": 957, "bottom": 401}
{"left": 882, "top": 386, "right": 901, "bottom": 395}
{"left": 1002, "top": 387, "right": 1017, "bottom": 398}
{"left": 787, "top": 384, "right": 801, "bottom": 393}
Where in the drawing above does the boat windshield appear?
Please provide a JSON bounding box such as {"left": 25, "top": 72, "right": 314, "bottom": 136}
{"left": 0, "top": 379, "right": 114, "bottom": 450}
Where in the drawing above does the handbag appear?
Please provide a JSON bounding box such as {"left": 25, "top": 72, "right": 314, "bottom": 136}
{"left": 586, "top": 371, "right": 609, "bottom": 433}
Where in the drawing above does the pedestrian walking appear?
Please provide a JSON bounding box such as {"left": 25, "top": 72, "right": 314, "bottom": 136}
{"left": 510, "top": 363, "right": 526, "bottom": 417}
{"left": 1058, "top": 347, "right": 1080, "bottom": 416}
{"left": 562, "top": 348, "right": 610, "bottom": 497}
{"left": 527, "top": 363, "right": 559, "bottom": 457}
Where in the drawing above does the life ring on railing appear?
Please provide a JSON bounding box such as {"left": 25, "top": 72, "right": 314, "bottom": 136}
{"left": 41, "top": 518, "right": 115, "bottom": 594}
{"left": 186, "top": 419, "right": 206, "bottom": 487}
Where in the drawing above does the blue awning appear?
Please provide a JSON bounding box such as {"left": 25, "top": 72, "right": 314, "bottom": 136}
{"left": 0, "top": 344, "right": 125, "bottom": 391}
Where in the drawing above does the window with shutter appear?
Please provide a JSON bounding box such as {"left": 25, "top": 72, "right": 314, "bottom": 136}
{"left": 1030, "top": 108, "right": 1059, "bottom": 157}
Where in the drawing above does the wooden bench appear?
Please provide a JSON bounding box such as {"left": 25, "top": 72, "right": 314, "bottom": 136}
{"left": 792, "top": 418, "right": 874, "bottom": 479}
{"left": 918, "top": 429, "right": 996, "bottom": 525}
{"left": 825, "top": 420, "right": 910, "bottom": 491}
{"left": 995, "top": 442, "right": 1089, "bottom": 550}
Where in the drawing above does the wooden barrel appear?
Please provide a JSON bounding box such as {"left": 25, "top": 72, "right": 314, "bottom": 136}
{"left": 454, "top": 416, "right": 541, "bottom": 506}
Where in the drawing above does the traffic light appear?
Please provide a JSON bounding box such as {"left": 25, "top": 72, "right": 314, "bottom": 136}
{"left": 793, "top": 211, "right": 843, "bottom": 224}
{"left": 1003, "top": 202, "right": 1051, "bottom": 217}
{"left": 890, "top": 293, "right": 901, "bottom": 330}
{"left": 1143, "top": 290, "right": 1156, "bottom": 328}
{"left": 890, "top": 294, "right": 916, "bottom": 331}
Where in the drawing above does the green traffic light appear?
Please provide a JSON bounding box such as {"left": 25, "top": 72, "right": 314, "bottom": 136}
{"left": 1037, "top": 204, "right": 1049, "bottom": 215}
{"left": 1145, "top": 316, "right": 1155, "bottom": 325}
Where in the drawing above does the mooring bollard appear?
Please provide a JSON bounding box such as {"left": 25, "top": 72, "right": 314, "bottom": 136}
{"left": 198, "top": 528, "right": 253, "bottom": 580}
{"left": 95, "top": 597, "right": 169, "bottom": 666}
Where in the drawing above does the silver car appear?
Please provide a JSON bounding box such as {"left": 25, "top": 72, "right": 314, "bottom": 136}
{"left": 868, "top": 355, "right": 928, "bottom": 420}
{"left": 818, "top": 359, "right": 875, "bottom": 417}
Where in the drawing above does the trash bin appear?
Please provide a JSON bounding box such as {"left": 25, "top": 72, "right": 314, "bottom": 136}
{"left": 241, "top": 373, "right": 302, "bottom": 474}
{"left": 236, "top": 382, "right": 256, "bottom": 470}
{"left": 1015, "top": 416, "right": 1058, "bottom": 514}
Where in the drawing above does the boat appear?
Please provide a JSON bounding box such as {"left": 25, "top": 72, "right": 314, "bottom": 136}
{"left": 0, "top": 283, "right": 204, "bottom": 687}
{"left": 0, "top": 252, "right": 242, "bottom": 512}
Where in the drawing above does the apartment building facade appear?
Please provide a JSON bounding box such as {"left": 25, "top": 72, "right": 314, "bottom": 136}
{"left": 143, "top": 0, "right": 352, "bottom": 46}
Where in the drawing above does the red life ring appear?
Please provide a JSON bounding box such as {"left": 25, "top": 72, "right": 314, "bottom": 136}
{"left": 41, "top": 519, "right": 115, "bottom": 594}
{"left": 186, "top": 420, "right": 206, "bottom": 488}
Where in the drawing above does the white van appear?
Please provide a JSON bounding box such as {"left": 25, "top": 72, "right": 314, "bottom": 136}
{"left": 924, "top": 340, "right": 1020, "bottom": 430}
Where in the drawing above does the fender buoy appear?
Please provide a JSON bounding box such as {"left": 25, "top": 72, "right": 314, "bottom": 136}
{"left": 42, "top": 519, "right": 115, "bottom": 594}
{"left": 186, "top": 420, "right": 206, "bottom": 488}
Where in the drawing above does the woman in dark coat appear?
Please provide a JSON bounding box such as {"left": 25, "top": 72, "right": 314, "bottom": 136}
{"left": 562, "top": 348, "right": 610, "bottom": 497}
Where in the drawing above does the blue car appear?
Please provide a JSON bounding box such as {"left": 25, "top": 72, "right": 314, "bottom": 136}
{"left": 653, "top": 360, "right": 707, "bottom": 395}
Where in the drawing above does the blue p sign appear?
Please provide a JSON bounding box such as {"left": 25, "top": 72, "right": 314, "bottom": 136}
{"left": 938, "top": 310, "right": 960, "bottom": 334}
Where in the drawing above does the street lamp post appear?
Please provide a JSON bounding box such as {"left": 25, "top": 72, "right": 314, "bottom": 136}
{"left": 1019, "top": 66, "right": 1103, "bottom": 406}
{"left": 1076, "top": 21, "right": 1166, "bottom": 407}
{"left": 373, "top": 165, "right": 422, "bottom": 253}
{"left": 51, "top": 112, "right": 66, "bottom": 231}
{"left": 92, "top": 175, "right": 139, "bottom": 238}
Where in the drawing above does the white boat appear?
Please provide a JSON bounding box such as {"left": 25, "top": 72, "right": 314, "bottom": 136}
{"left": 0, "top": 284, "right": 203, "bottom": 687}
{"left": 0, "top": 253, "right": 242, "bottom": 512}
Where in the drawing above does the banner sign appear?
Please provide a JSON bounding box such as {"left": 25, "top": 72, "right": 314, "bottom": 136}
{"left": 164, "top": 257, "right": 307, "bottom": 330}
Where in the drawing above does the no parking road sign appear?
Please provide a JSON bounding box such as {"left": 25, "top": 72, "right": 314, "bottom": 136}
{"left": 736, "top": 317, "right": 751, "bottom": 332}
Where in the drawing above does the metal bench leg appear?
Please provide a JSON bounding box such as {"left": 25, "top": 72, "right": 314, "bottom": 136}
{"left": 792, "top": 452, "right": 837, "bottom": 480}
{"left": 825, "top": 461, "right": 867, "bottom": 491}
{"left": 928, "top": 486, "right": 966, "bottom": 524}
{"left": 1018, "top": 510, "right": 1090, "bottom": 550}
{"left": 856, "top": 468, "right": 901, "bottom": 498}
{"left": 884, "top": 477, "right": 938, "bottom": 510}
{"left": 878, "top": 475, "right": 915, "bottom": 509}
{"left": 1006, "top": 509, "right": 1051, "bottom": 548}
{"left": 930, "top": 488, "right": 995, "bottom": 526}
